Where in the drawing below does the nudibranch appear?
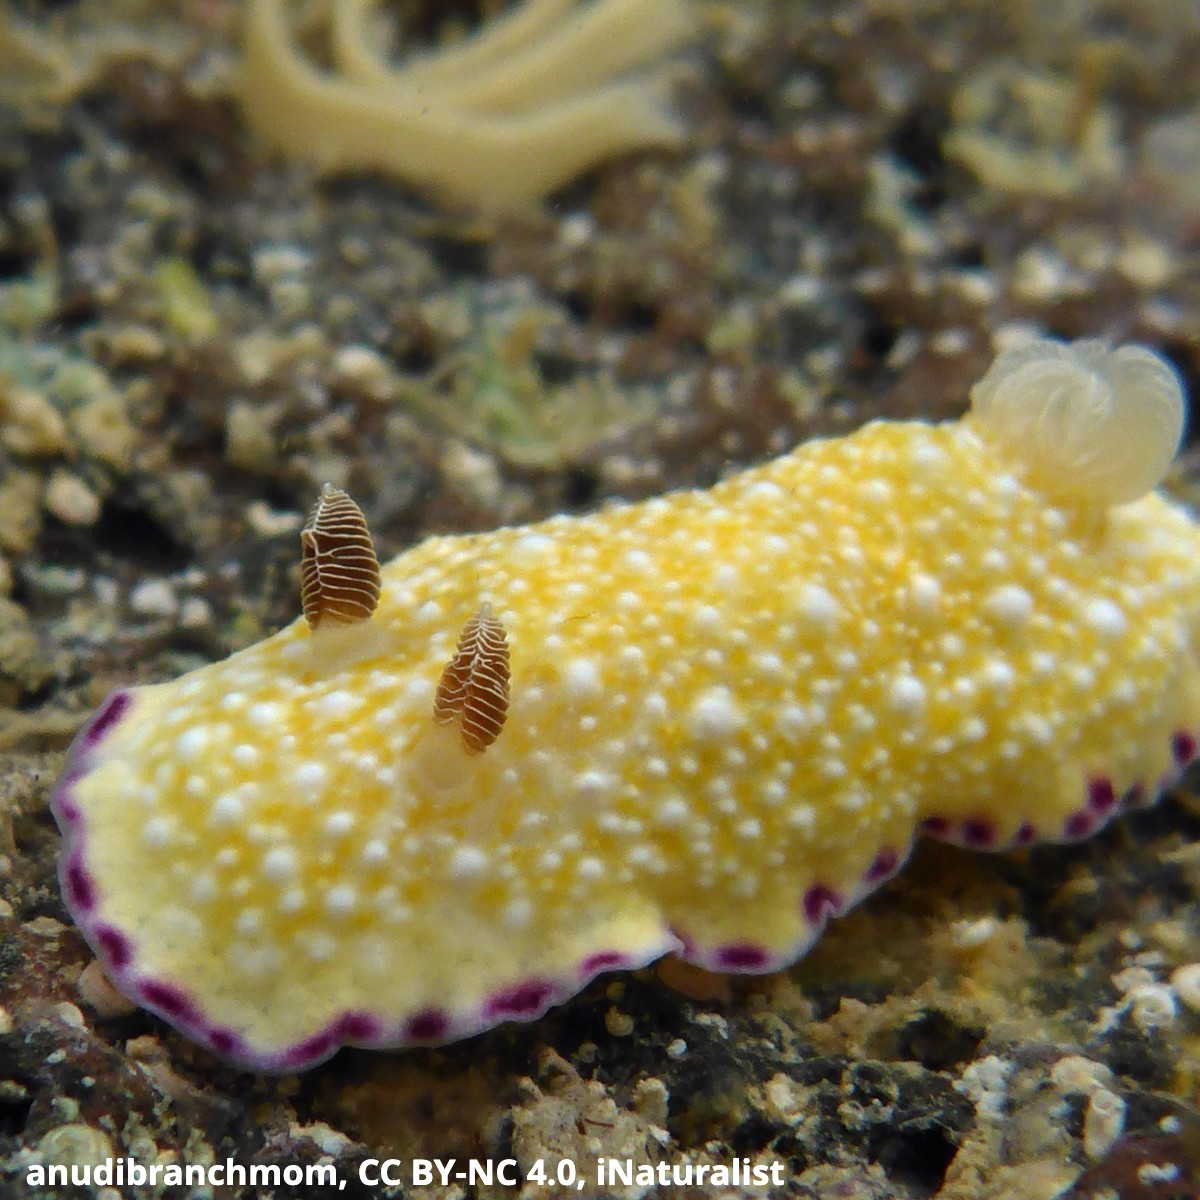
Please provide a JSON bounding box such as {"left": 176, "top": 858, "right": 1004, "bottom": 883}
{"left": 53, "top": 337, "right": 1200, "bottom": 1071}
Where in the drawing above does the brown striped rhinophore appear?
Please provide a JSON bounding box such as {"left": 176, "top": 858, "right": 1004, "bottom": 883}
{"left": 433, "top": 603, "right": 511, "bottom": 754}
{"left": 300, "top": 484, "right": 381, "bottom": 631}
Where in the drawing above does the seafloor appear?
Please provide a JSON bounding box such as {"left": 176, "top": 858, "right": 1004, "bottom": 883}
{"left": 2, "top": 1, "right": 1200, "bottom": 1198}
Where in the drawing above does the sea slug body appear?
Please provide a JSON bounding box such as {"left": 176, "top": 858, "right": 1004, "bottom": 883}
{"left": 52, "top": 338, "right": 1200, "bottom": 1071}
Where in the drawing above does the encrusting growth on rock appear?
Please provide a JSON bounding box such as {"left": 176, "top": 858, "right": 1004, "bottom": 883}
{"left": 300, "top": 484, "right": 380, "bottom": 631}
{"left": 238, "top": 0, "right": 697, "bottom": 212}
{"left": 51, "top": 337, "right": 1200, "bottom": 1072}
{"left": 433, "top": 603, "right": 512, "bottom": 755}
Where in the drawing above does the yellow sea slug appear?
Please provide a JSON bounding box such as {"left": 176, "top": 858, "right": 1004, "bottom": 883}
{"left": 52, "top": 337, "right": 1200, "bottom": 1071}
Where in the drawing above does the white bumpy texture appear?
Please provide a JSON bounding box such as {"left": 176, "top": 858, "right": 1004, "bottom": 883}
{"left": 969, "top": 337, "right": 1186, "bottom": 506}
